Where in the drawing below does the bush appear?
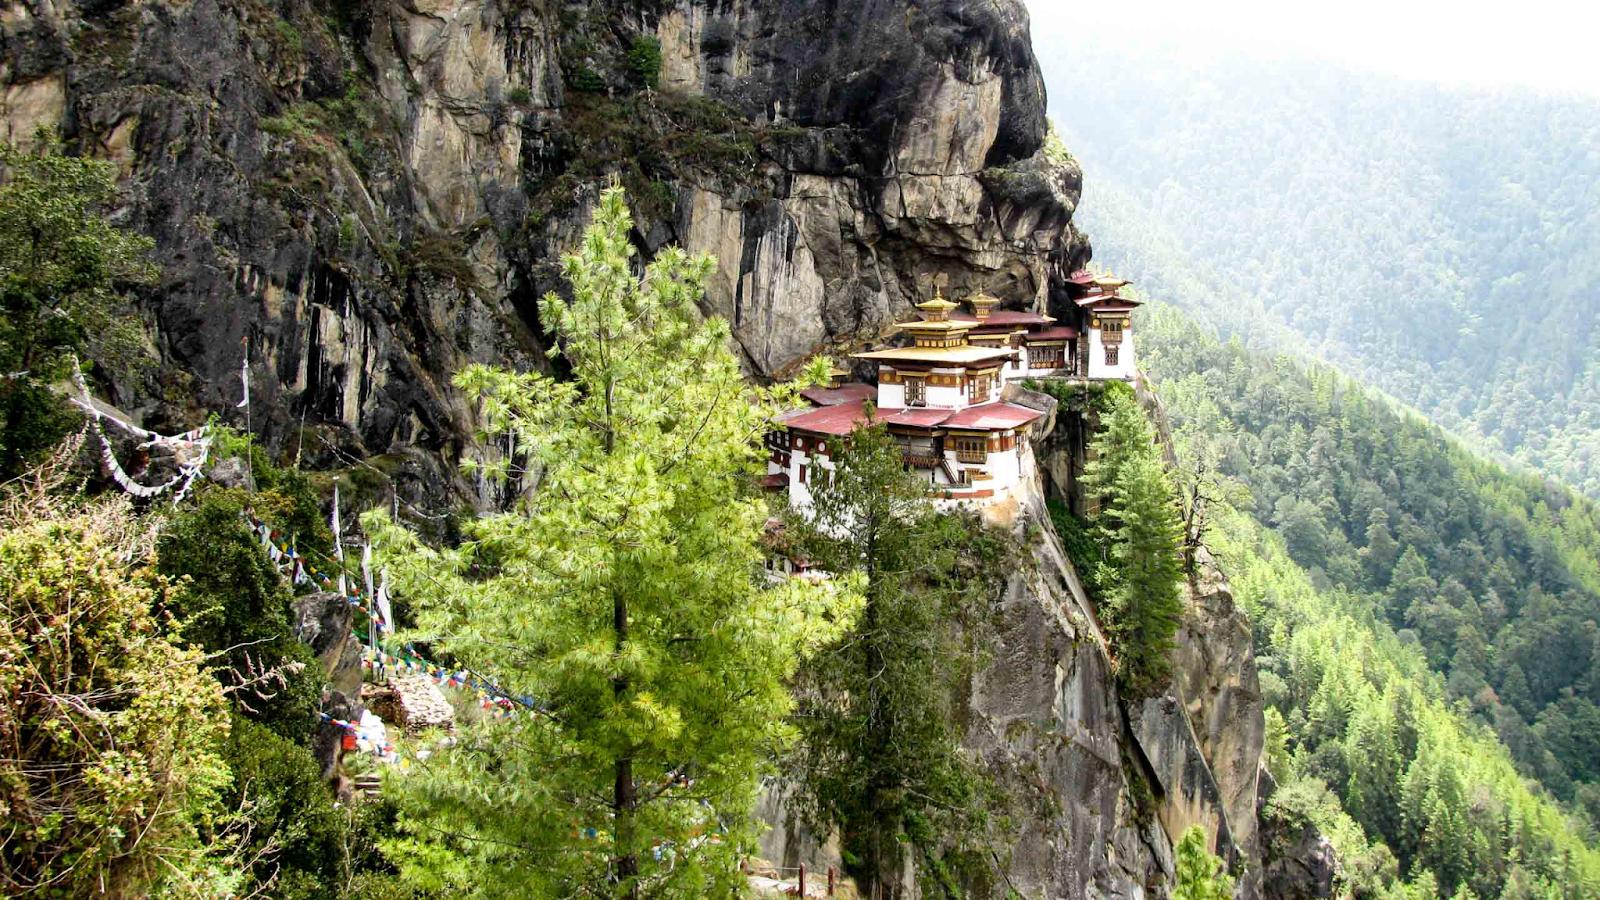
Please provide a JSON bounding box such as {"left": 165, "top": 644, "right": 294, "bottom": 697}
{"left": 159, "top": 485, "right": 325, "bottom": 739}
{"left": 0, "top": 478, "right": 233, "bottom": 896}
{"left": 628, "top": 36, "right": 662, "bottom": 90}
{"left": 222, "top": 716, "right": 391, "bottom": 899}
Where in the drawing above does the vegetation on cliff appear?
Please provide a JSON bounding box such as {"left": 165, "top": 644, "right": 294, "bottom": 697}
{"left": 1143, "top": 300, "right": 1600, "bottom": 898}
{"left": 1038, "top": 380, "right": 1186, "bottom": 693}
{"left": 783, "top": 419, "right": 1018, "bottom": 898}
{"left": 0, "top": 137, "right": 154, "bottom": 480}
{"left": 363, "top": 185, "right": 861, "bottom": 898}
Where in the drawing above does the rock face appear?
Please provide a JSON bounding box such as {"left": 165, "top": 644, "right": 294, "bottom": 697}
{"left": 1257, "top": 772, "right": 1340, "bottom": 900}
{"left": 1, "top": 0, "right": 1087, "bottom": 506}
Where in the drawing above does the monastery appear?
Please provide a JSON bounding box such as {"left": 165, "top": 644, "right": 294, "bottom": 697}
{"left": 767, "top": 270, "right": 1140, "bottom": 514}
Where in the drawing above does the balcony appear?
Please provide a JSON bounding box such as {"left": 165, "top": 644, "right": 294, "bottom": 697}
{"left": 902, "top": 452, "right": 941, "bottom": 469}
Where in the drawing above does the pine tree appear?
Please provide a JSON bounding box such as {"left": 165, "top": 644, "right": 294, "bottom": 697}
{"left": 786, "top": 420, "right": 1012, "bottom": 898}
{"left": 1172, "top": 826, "right": 1234, "bottom": 900}
{"left": 1099, "top": 450, "right": 1187, "bottom": 691}
{"left": 369, "top": 183, "right": 861, "bottom": 899}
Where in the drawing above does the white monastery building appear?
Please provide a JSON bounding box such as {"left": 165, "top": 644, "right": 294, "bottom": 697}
{"left": 766, "top": 271, "right": 1140, "bottom": 514}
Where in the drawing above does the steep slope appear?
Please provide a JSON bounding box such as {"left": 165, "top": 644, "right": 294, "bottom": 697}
{"left": 1036, "top": 45, "right": 1600, "bottom": 497}
{"left": 1, "top": 0, "right": 1087, "bottom": 508}
{"left": 1137, "top": 298, "right": 1600, "bottom": 895}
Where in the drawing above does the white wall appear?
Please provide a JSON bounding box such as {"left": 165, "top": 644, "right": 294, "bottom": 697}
{"left": 1087, "top": 328, "right": 1136, "bottom": 380}
{"left": 877, "top": 382, "right": 906, "bottom": 408}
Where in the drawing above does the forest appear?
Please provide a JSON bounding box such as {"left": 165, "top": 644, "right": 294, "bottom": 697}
{"left": 1140, "top": 298, "right": 1600, "bottom": 898}
{"left": 1038, "top": 46, "right": 1600, "bottom": 498}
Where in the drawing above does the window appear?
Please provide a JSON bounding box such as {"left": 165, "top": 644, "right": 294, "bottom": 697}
{"left": 1105, "top": 345, "right": 1119, "bottom": 366}
{"left": 954, "top": 437, "right": 987, "bottom": 463}
{"left": 956, "top": 468, "right": 972, "bottom": 486}
{"left": 905, "top": 377, "right": 926, "bottom": 407}
{"left": 969, "top": 373, "right": 992, "bottom": 403}
{"left": 1028, "top": 344, "right": 1064, "bottom": 369}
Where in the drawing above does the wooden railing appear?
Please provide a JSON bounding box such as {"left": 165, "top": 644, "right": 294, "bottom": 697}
{"left": 902, "top": 452, "right": 941, "bottom": 469}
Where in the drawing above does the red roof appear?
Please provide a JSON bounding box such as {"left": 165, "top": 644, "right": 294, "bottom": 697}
{"left": 942, "top": 403, "right": 1045, "bottom": 430}
{"left": 778, "top": 400, "right": 877, "bottom": 436}
{"left": 877, "top": 407, "right": 954, "bottom": 428}
{"left": 1076, "top": 293, "right": 1142, "bottom": 308}
{"left": 760, "top": 473, "right": 790, "bottom": 490}
{"left": 780, "top": 399, "right": 1043, "bottom": 436}
{"left": 950, "top": 310, "right": 1054, "bottom": 328}
{"left": 800, "top": 383, "right": 877, "bottom": 407}
{"left": 1027, "top": 326, "right": 1080, "bottom": 341}
{"left": 1067, "top": 269, "right": 1096, "bottom": 285}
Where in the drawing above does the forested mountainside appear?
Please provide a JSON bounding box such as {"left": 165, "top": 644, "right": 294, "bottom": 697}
{"left": 1138, "top": 299, "right": 1600, "bottom": 896}
{"left": 1037, "top": 46, "right": 1600, "bottom": 497}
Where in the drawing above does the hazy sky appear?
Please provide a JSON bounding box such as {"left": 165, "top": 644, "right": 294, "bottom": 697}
{"left": 1027, "top": 0, "right": 1600, "bottom": 97}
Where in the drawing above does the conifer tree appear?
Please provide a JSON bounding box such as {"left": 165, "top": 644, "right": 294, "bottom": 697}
{"left": 1082, "top": 384, "right": 1186, "bottom": 691}
{"left": 785, "top": 420, "right": 1010, "bottom": 898}
{"left": 1172, "top": 826, "right": 1234, "bottom": 900}
{"left": 369, "top": 183, "right": 861, "bottom": 899}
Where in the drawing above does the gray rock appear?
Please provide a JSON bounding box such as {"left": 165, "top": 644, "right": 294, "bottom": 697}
{"left": 292, "top": 591, "right": 363, "bottom": 697}
{"left": 2, "top": 0, "right": 1087, "bottom": 510}
{"left": 206, "top": 456, "right": 255, "bottom": 492}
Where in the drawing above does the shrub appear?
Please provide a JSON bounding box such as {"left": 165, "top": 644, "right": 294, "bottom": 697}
{"left": 0, "top": 473, "right": 233, "bottom": 896}
{"left": 628, "top": 36, "right": 662, "bottom": 90}
{"left": 158, "top": 484, "right": 325, "bottom": 739}
{"left": 221, "top": 716, "right": 391, "bottom": 899}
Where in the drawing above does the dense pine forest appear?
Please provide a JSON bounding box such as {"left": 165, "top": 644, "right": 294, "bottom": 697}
{"left": 1140, "top": 299, "right": 1600, "bottom": 897}
{"left": 1039, "top": 46, "right": 1600, "bottom": 498}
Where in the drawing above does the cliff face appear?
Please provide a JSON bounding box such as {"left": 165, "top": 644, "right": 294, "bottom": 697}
{"left": 1, "top": 0, "right": 1086, "bottom": 504}
{"left": 4, "top": 0, "right": 1288, "bottom": 894}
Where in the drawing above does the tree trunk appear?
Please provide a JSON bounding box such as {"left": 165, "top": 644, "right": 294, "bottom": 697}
{"left": 613, "top": 588, "right": 639, "bottom": 900}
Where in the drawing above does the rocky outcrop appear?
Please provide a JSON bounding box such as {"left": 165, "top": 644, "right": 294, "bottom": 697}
{"left": 1257, "top": 771, "right": 1340, "bottom": 900}
{"left": 1126, "top": 544, "right": 1265, "bottom": 899}
{"left": 293, "top": 590, "right": 365, "bottom": 696}
{"left": 2, "top": 0, "right": 1087, "bottom": 506}
{"left": 965, "top": 527, "right": 1173, "bottom": 898}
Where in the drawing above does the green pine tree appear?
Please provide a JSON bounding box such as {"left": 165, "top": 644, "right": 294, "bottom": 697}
{"left": 1073, "top": 383, "right": 1187, "bottom": 691}
{"left": 1173, "top": 826, "right": 1234, "bottom": 900}
{"left": 785, "top": 419, "right": 1012, "bottom": 898}
{"left": 368, "top": 183, "right": 862, "bottom": 899}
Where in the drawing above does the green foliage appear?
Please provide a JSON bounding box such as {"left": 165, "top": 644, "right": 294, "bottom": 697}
{"left": 158, "top": 485, "right": 325, "bottom": 737}
{"left": 220, "top": 716, "right": 391, "bottom": 899}
{"left": 0, "top": 134, "right": 156, "bottom": 479}
{"left": 784, "top": 421, "right": 1016, "bottom": 897}
{"left": 1143, "top": 300, "right": 1600, "bottom": 896}
{"left": 627, "top": 36, "right": 662, "bottom": 90}
{"left": 507, "top": 86, "right": 533, "bottom": 106}
{"left": 1173, "top": 827, "right": 1233, "bottom": 900}
{"left": 1139, "top": 299, "right": 1600, "bottom": 803}
{"left": 367, "top": 183, "right": 862, "bottom": 898}
{"left": 571, "top": 66, "right": 606, "bottom": 92}
{"left": 1042, "top": 120, "right": 1074, "bottom": 168}
{"left": 1073, "top": 382, "right": 1185, "bottom": 692}
{"left": 0, "top": 475, "right": 233, "bottom": 897}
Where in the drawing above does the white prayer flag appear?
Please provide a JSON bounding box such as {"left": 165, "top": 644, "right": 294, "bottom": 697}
{"left": 236, "top": 357, "right": 250, "bottom": 409}
{"left": 376, "top": 568, "right": 392, "bottom": 634}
